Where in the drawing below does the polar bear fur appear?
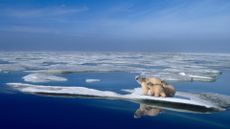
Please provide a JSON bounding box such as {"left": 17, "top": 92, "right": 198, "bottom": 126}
{"left": 135, "top": 75, "right": 175, "bottom": 97}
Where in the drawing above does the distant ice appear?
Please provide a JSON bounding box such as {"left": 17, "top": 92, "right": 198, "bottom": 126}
{"left": 7, "top": 83, "right": 230, "bottom": 113}
{"left": 0, "top": 52, "right": 230, "bottom": 82}
{"left": 85, "top": 79, "right": 101, "bottom": 83}
{"left": 0, "top": 64, "right": 26, "bottom": 72}
{"left": 23, "top": 73, "right": 67, "bottom": 83}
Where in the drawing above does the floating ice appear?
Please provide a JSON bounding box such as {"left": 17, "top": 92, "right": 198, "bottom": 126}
{"left": 8, "top": 83, "right": 120, "bottom": 98}
{"left": 23, "top": 73, "right": 67, "bottom": 83}
{"left": 85, "top": 79, "right": 101, "bottom": 83}
{"left": 1, "top": 52, "right": 230, "bottom": 82}
{"left": 7, "top": 83, "right": 230, "bottom": 113}
{"left": 0, "top": 64, "right": 26, "bottom": 72}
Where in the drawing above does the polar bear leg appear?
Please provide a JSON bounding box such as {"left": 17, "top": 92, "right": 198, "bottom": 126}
{"left": 154, "top": 91, "right": 160, "bottom": 97}
{"left": 160, "top": 92, "right": 166, "bottom": 97}
{"left": 142, "top": 85, "right": 149, "bottom": 95}
{"left": 163, "top": 84, "right": 176, "bottom": 97}
{"left": 149, "top": 87, "right": 155, "bottom": 96}
{"left": 152, "top": 87, "right": 160, "bottom": 97}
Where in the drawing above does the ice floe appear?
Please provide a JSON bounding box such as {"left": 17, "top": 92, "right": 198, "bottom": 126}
{"left": 1, "top": 52, "right": 230, "bottom": 82}
{"left": 7, "top": 83, "right": 230, "bottom": 113}
{"left": 85, "top": 79, "right": 101, "bottom": 83}
{"left": 23, "top": 73, "right": 67, "bottom": 83}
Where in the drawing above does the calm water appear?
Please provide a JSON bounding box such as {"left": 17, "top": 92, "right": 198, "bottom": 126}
{"left": 0, "top": 71, "right": 230, "bottom": 129}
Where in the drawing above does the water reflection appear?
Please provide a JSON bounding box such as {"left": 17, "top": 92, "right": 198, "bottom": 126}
{"left": 134, "top": 104, "right": 161, "bottom": 118}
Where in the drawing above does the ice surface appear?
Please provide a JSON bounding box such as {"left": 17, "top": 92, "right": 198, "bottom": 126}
{"left": 7, "top": 83, "right": 230, "bottom": 113}
{"left": 23, "top": 73, "right": 67, "bottom": 83}
{"left": 1, "top": 52, "right": 230, "bottom": 82}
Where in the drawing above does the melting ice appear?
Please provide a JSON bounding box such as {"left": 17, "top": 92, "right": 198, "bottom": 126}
{"left": 0, "top": 52, "right": 230, "bottom": 82}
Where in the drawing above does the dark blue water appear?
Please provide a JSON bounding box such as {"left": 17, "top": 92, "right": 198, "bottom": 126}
{"left": 0, "top": 71, "right": 230, "bottom": 129}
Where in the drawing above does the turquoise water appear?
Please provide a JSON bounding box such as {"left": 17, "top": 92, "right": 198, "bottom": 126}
{"left": 0, "top": 71, "right": 230, "bottom": 129}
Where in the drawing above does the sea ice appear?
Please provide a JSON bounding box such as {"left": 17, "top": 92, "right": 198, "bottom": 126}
{"left": 0, "top": 52, "right": 230, "bottom": 82}
{"left": 7, "top": 83, "right": 230, "bottom": 113}
{"left": 85, "top": 79, "right": 101, "bottom": 83}
{"left": 23, "top": 73, "right": 67, "bottom": 83}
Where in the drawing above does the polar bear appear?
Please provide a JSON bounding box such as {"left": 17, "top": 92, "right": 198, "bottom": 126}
{"left": 135, "top": 75, "right": 175, "bottom": 97}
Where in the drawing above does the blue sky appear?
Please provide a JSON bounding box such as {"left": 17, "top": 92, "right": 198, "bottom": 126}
{"left": 0, "top": 0, "right": 230, "bottom": 52}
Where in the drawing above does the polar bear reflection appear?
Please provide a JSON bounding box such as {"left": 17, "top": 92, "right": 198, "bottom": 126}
{"left": 134, "top": 104, "right": 161, "bottom": 118}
